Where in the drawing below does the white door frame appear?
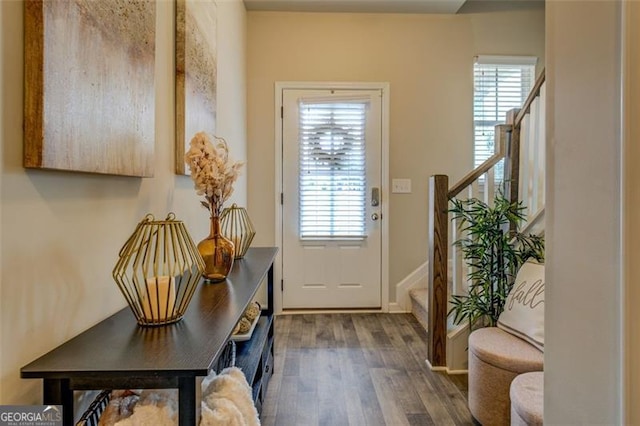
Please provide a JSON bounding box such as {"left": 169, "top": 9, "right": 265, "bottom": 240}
{"left": 274, "top": 81, "right": 390, "bottom": 314}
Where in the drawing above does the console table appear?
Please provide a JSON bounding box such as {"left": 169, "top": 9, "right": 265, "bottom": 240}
{"left": 21, "top": 247, "right": 278, "bottom": 425}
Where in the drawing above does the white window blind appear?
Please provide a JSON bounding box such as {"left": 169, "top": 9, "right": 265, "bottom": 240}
{"left": 474, "top": 56, "right": 536, "bottom": 170}
{"left": 298, "top": 99, "right": 368, "bottom": 239}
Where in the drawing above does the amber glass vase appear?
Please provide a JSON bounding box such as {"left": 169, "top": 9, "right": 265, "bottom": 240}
{"left": 197, "top": 214, "right": 235, "bottom": 282}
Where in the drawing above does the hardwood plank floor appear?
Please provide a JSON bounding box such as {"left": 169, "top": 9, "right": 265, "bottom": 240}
{"left": 261, "top": 313, "right": 475, "bottom": 426}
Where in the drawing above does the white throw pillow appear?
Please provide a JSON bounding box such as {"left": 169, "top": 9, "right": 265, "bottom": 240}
{"left": 497, "top": 261, "right": 545, "bottom": 351}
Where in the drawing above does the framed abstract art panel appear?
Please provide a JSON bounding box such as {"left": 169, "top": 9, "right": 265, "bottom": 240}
{"left": 175, "top": 0, "right": 218, "bottom": 175}
{"left": 24, "top": 0, "right": 156, "bottom": 177}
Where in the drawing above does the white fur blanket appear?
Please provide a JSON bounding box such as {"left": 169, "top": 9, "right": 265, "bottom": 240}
{"left": 100, "top": 390, "right": 178, "bottom": 426}
{"left": 200, "top": 367, "right": 260, "bottom": 426}
{"left": 99, "top": 368, "right": 259, "bottom": 426}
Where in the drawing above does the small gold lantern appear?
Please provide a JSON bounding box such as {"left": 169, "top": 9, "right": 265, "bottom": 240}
{"left": 220, "top": 204, "right": 256, "bottom": 259}
{"left": 113, "top": 213, "right": 205, "bottom": 326}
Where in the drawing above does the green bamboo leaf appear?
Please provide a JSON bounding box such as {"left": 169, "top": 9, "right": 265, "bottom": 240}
{"left": 448, "top": 192, "right": 545, "bottom": 326}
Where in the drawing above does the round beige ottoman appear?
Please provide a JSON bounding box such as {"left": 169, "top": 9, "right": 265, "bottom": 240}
{"left": 468, "top": 327, "right": 543, "bottom": 426}
{"left": 510, "top": 372, "right": 543, "bottom": 426}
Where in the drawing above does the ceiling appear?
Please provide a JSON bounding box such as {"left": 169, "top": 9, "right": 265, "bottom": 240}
{"left": 243, "top": 0, "right": 544, "bottom": 14}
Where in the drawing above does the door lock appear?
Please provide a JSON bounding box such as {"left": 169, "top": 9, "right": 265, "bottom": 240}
{"left": 371, "top": 187, "right": 380, "bottom": 207}
{"left": 371, "top": 213, "right": 379, "bottom": 221}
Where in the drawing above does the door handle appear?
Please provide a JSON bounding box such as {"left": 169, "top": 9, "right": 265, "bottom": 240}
{"left": 371, "top": 187, "right": 380, "bottom": 207}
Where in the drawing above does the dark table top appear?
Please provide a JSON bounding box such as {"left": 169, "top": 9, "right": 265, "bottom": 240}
{"left": 21, "top": 247, "right": 278, "bottom": 380}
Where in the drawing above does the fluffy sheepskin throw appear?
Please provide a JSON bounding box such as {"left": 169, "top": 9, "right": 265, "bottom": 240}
{"left": 115, "top": 405, "right": 177, "bottom": 426}
{"left": 200, "top": 367, "right": 260, "bottom": 426}
{"left": 110, "top": 390, "right": 178, "bottom": 426}
{"left": 98, "top": 368, "right": 259, "bottom": 425}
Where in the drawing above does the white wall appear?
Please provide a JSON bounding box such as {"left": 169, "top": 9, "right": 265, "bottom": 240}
{"left": 545, "top": 1, "right": 622, "bottom": 423}
{"left": 0, "top": 0, "right": 247, "bottom": 404}
{"left": 247, "top": 9, "right": 544, "bottom": 303}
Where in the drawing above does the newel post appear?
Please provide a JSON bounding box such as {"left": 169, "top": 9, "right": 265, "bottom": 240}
{"left": 427, "top": 174, "right": 448, "bottom": 369}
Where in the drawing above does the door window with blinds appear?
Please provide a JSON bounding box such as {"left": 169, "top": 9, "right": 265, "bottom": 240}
{"left": 474, "top": 56, "right": 537, "bottom": 171}
{"left": 298, "top": 98, "right": 368, "bottom": 239}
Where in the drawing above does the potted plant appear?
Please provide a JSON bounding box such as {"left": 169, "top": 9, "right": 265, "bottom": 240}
{"left": 448, "top": 194, "right": 544, "bottom": 328}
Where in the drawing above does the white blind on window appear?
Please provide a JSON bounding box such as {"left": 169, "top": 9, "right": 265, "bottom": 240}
{"left": 298, "top": 99, "right": 368, "bottom": 239}
{"left": 474, "top": 56, "right": 536, "bottom": 169}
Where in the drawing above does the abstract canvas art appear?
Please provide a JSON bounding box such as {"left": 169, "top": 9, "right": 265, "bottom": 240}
{"left": 175, "top": 0, "right": 218, "bottom": 175}
{"left": 24, "top": 0, "right": 156, "bottom": 177}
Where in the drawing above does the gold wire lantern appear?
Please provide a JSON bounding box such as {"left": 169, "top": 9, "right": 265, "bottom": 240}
{"left": 113, "top": 213, "right": 205, "bottom": 326}
{"left": 220, "top": 204, "right": 256, "bottom": 259}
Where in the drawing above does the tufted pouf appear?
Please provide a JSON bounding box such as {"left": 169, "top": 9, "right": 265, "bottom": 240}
{"left": 468, "top": 327, "right": 543, "bottom": 426}
{"left": 510, "top": 372, "right": 543, "bottom": 426}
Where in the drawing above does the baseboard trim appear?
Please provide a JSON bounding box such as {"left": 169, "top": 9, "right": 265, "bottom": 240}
{"left": 388, "top": 302, "right": 407, "bottom": 313}
{"left": 445, "top": 368, "right": 469, "bottom": 375}
{"left": 280, "top": 308, "right": 385, "bottom": 314}
{"left": 425, "top": 359, "right": 447, "bottom": 372}
{"left": 426, "top": 359, "right": 468, "bottom": 375}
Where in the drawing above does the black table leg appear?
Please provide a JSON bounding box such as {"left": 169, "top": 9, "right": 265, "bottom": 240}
{"left": 178, "top": 376, "right": 196, "bottom": 425}
{"left": 43, "top": 379, "right": 73, "bottom": 425}
{"left": 266, "top": 263, "right": 274, "bottom": 316}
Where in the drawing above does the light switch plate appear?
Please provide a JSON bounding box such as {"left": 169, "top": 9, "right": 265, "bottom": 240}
{"left": 392, "top": 178, "right": 412, "bottom": 194}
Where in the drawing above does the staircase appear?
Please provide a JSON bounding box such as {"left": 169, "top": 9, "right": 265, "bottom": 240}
{"left": 411, "top": 69, "right": 547, "bottom": 373}
{"left": 410, "top": 288, "right": 429, "bottom": 331}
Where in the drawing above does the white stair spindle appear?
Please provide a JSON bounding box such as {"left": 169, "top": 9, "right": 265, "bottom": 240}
{"left": 528, "top": 96, "right": 540, "bottom": 220}
{"left": 470, "top": 180, "right": 479, "bottom": 201}
{"left": 451, "top": 216, "right": 463, "bottom": 297}
{"left": 486, "top": 168, "right": 495, "bottom": 205}
{"left": 536, "top": 83, "right": 546, "bottom": 216}
{"left": 519, "top": 113, "right": 531, "bottom": 224}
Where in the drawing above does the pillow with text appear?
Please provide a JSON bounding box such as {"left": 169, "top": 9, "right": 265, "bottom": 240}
{"left": 497, "top": 261, "right": 545, "bottom": 351}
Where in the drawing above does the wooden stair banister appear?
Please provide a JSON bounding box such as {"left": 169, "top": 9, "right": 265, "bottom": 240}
{"left": 449, "top": 128, "right": 507, "bottom": 198}
{"left": 515, "top": 69, "right": 546, "bottom": 127}
{"left": 426, "top": 69, "right": 546, "bottom": 371}
{"left": 426, "top": 132, "right": 508, "bottom": 368}
{"left": 507, "top": 69, "right": 546, "bottom": 207}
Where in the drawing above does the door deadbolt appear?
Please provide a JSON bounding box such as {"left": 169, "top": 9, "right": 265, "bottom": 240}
{"left": 371, "top": 213, "right": 379, "bottom": 221}
{"left": 371, "top": 187, "right": 380, "bottom": 207}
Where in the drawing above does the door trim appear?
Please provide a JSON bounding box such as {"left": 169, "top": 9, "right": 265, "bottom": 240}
{"left": 274, "top": 81, "right": 390, "bottom": 314}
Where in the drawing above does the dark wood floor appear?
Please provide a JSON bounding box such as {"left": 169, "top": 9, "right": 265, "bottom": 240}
{"left": 261, "top": 313, "right": 474, "bottom": 426}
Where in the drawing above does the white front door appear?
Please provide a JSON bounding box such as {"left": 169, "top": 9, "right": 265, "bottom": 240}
{"left": 281, "top": 88, "right": 384, "bottom": 309}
